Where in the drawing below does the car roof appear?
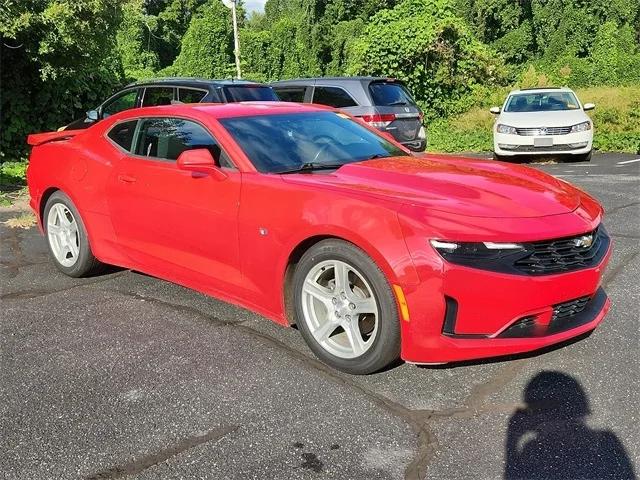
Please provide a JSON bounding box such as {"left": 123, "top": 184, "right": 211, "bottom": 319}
{"left": 271, "top": 76, "right": 401, "bottom": 85}
{"left": 125, "top": 77, "right": 270, "bottom": 88}
{"left": 508, "top": 86, "right": 574, "bottom": 95}
{"left": 113, "top": 101, "right": 332, "bottom": 121}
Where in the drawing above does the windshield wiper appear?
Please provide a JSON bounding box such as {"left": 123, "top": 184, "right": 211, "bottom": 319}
{"left": 388, "top": 101, "right": 408, "bottom": 106}
{"left": 275, "top": 162, "right": 346, "bottom": 174}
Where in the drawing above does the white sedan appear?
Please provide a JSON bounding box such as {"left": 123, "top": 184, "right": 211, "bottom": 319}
{"left": 491, "top": 87, "right": 595, "bottom": 162}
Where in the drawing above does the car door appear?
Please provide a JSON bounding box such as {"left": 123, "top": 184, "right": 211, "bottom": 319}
{"left": 105, "top": 116, "right": 242, "bottom": 289}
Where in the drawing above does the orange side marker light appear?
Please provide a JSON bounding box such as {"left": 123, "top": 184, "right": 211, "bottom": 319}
{"left": 393, "top": 284, "right": 410, "bottom": 322}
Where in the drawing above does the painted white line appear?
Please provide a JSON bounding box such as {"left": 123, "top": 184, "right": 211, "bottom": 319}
{"left": 616, "top": 158, "right": 640, "bottom": 165}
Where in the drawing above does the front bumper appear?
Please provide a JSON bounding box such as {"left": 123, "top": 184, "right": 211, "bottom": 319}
{"left": 398, "top": 235, "right": 611, "bottom": 364}
{"left": 494, "top": 130, "right": 592, "bottom": 156}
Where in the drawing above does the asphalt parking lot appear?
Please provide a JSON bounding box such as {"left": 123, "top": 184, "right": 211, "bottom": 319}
{"left": 2, "top": 152, "right": 639, "bottom": 480}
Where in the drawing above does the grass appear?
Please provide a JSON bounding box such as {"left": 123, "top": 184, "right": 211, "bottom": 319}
{"left": 2, "top": 212, "right": 36, "bottom": 229}
{"left": 1, "top": 160, "right": 27, "bottom": 187}
{"left": 1, "top": 160, "right": 28, "bottom": 207}
{"left": 428, "top": 86, "right": 640, "bottom": 153}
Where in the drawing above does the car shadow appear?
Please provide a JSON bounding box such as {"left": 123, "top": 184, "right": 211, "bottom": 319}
{"left": 504, "top": 371, "right": 636, "bottom": 479}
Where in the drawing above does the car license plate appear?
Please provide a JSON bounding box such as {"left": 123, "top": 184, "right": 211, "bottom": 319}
{"left": 534, "top": 137, "right": 553, "bottom": 147}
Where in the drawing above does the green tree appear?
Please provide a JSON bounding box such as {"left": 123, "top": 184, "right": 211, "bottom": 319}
{"left": 1, "top": 0, "right": 124, "bottom": 157}
{"left": 164, "top": 0, "right": 236, "bottom": 78}
{"left": 347, "top": 0, "right": 505, "bottom": 118}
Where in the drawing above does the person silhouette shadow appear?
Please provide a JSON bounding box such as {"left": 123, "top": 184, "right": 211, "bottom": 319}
{"left": 505, "top": 371, "right": 636, "bottom": 479}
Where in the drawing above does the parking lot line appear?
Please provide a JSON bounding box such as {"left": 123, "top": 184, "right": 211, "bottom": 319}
{"left": 616, "top": 158, "right": 640, "bottom": 165}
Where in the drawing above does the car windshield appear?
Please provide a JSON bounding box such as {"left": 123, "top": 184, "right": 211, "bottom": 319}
{"left": 219, "top": 111, "right": 408, "bottom": 173}
{"left": 504, "top": 92, "right": 580, "bottom": 112}
{"left": 223, "top": 86, "right": 279, "bottom": 102}
{"left": 368, "top": 82, "right": 417, "bottom": 106}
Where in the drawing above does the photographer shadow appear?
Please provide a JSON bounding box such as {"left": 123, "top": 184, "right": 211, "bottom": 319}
{"left": 505, "top": 371, "right": 636, "bottom": 480}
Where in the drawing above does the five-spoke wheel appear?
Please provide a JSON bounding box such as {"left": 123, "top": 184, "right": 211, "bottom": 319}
{"left": 44, "top": 191, "right": 104, "bottom": 277}
{"left": 47, "top": 202, "right": 80, "bottom": 267}
{"left": 294, "top": 239, "right": 400, "bottom": 374}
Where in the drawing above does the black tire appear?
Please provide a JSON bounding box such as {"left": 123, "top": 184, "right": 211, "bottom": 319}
{"left": 293, "top": 239, "right": 401, "bottom": 375}
{"left": 493, "top": 153, "right": 504, "bottom": 161}
{"left": 43, "top": 191, "right": 104, "bottom": 277}
{"left": 573, "top": 150, "right": 592, "bottom": 162}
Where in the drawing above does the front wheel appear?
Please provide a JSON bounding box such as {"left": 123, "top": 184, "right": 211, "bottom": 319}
{"left": 570, "top": 150, "right": 592, "bottom": 162}
{"left": 44, "top": 191, "right": 104, "bottom": 277}
{"left": 293, "top": 239, "right": 401, "bottom": 374}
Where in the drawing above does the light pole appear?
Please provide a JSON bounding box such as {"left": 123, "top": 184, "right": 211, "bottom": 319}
{"left": 222, "top": 0, "right": 242, "bottom": 79}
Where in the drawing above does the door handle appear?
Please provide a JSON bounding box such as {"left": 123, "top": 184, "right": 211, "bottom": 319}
{"left": 118, "top": 174, "right": 137, "bottom": 184}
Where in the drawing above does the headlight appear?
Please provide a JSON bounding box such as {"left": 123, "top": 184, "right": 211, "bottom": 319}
{"left": 430, "top": 239, "right": 523, "bottom": 254}
{"left": 429, "top": 239, "right": 526, "bottom": 271}
{"left": 496, "top": 124, "right": 517, "bottom": 135}
{"left": 570, "top": 121, "right": 591, "bottom": 133}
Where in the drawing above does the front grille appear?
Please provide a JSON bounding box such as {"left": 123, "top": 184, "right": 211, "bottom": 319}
{"left": 507, "top": 144, "right": 583, "bottom": 152}
{"left": 516, "top": 126, "right": 572, "bottom": 136}
{"left": 497, "top": 288, "right": 606, "bottom": 338}
{"left": 552, "top": 296, "right": 591, "bottom": 322}
{"left": 514, "top": 227, "right": 608, "bottom": 275}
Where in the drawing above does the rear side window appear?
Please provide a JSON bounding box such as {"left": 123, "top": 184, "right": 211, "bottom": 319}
{"left": 179, "top": 88, "right": 207, "bottom": 103}
{"left": 102, "top": 90, "right": 138, "bottom": 117}
{"left": 133, "top": 117, "right": 232, "bottom": 167}
{"left": 312, "top": 86, "right": 357, "bottom": 108}
{"left": 107, "top": 120, "right": 138, "bottom": 151}
{"left": 142, "top": 87, "right": 175, "bottom": 107}
{"left": 223, "top": 86, "right": 279, "bottom": 102}
{"left": 274, "top": 87, "right": 306, "bottom": 102}
{"left": 368, "top": 82, "right": 416, "bottom": 106}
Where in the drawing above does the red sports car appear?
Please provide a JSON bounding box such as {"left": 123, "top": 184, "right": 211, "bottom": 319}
{"left": 26, "top": 102, "right": 611, "bottom": 374}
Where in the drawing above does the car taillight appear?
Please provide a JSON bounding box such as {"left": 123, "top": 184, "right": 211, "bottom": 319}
{"left": 360, "top": 113, "right": 396, "bottom": 129}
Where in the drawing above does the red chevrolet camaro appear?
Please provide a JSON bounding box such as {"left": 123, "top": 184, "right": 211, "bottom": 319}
{"left": 26, "top": 102, "right": 611, "bottom": 374}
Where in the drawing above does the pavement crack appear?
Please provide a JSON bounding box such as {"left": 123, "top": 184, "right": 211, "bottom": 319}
{"left": 605, "top": 201, "right": 640, "bottom": 215}
{"left": 608, "top": 232, "right": 640, "bottom": 240}
{"left": 85, "top": 425, "right": 238, "bottom": 479}
{"left": 0, "top": 271, "right": 128, "bottom": 300}
{"left": 111, "top": 290, "right": 240, "bottom": 327}
{"left": 602, "top": 250, "right": 639, "bottom": 288}
{"left": 108, "top": 288, "right": 439, "bottom": 479}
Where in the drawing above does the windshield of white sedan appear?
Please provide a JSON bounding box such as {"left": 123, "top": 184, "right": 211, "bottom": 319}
{"left": 504, "top": 92, "right": 580, "bottom": 112}
{"left": 219, "top": 112, "right": 408, "bottom": 173}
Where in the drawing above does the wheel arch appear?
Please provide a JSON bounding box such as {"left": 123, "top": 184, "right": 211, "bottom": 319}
{"left": 38, "top": 186, "right": 97, "bottom": 247}
{"left": 39, "top": 187, "right": 61, "bottom": 226}
{"left": 280, "top": 231, "right": 414, "bottom": 326}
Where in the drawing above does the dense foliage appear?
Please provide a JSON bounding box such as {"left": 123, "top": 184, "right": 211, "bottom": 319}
{"left": 1, "top": 0, "right": 639, "bottom": 161}
{"left": 1, "top": 0, "right": 124, "bottom": 159}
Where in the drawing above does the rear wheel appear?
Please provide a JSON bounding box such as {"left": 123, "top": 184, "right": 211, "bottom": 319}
{"left": 44, "top": 191, "right": 104, "bottom": 277}
{"left": 293, "top": 239, "right": 401, "bottom": 374}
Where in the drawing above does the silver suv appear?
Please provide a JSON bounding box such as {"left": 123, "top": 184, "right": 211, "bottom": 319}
{"left": 271, "top": 77, "right": 426, "bottom": 152}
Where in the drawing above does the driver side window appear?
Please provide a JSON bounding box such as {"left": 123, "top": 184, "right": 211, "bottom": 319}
{"left": 133, "top": 117, "right": 234, "bottom": 168}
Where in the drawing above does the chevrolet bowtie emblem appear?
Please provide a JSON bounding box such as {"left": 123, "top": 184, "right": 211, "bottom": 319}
{"left": 574, "top": 234, "right": 594, "bottom": 248}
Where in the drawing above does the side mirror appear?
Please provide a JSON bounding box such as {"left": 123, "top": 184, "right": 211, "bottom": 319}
{"left": 489, "top": 107, "right": 501, "bottom": 114}
{"left": 177, "top": 149, "right": 227, "bottom": 180}
{"left": 583, "top": 103, "right": 595, "bottom": 111}
{"left": 86, "top": 110, "right": 99, "bottom": 121}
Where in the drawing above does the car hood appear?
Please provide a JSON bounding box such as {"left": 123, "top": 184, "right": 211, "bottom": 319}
{"left": 281, "top": 156, "right": 582, "bottom": 218}
{"left": 497, "top": 110, "right": 590, "bottom": 127}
